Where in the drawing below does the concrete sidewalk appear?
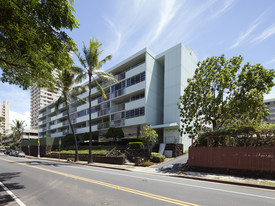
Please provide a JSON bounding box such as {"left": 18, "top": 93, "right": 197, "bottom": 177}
{"left": 25, "top": 155, "right": 275, "bottom": 190}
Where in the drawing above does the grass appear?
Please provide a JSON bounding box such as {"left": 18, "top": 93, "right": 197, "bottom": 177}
{"left": 52, "top": 145, "right": 114, "bottom": 156}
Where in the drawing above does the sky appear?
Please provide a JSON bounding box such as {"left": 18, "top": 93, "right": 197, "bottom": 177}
{"left": 1, "top": 0, "right": 275, "bottom": 130}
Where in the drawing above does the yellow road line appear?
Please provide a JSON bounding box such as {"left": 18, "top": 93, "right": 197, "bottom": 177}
{"left": 0, "top": 157, "right": 200, "bottom": 206}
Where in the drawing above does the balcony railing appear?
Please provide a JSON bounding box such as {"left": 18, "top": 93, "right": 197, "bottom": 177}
{"left": 98, "top": 122, "right": 109, "bottom": 130}
{"left": 110, "top": 103, "right": 125, "bottom": 113}
{"left": 110, "top": 119, "right": 125, "bottom": 127}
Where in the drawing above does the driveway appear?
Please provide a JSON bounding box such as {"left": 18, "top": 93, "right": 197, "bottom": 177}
{"left": 152, "top": 153, "right": 188, "bottom": 171}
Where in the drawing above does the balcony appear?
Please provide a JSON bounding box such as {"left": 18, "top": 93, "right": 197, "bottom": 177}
{"left": 75, "top": 127, "right": 89, "bottom": 134}
{"left": 110, "top": 119, "right": 125, "bottom": 127}
{"left": 110, "top": 103, "right": 125, "bottom": 113}
{"left": 98, "top": 122, "right": 109, "bottom": 130}
{"left": 125, "top": 62, "right": 145, "bottom": 79}
{"left": 125, "top": 98, "right": 145, "bottom": 111}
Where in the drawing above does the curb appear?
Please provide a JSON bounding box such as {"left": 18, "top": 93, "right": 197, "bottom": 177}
{"left": 25, "top": 156, "right": 275, "bottom": 190}
{"left": 171, "top": 174, "right": 275, "bottom": 190}
{"left": 25, "top": 155, "right": 130, "bottom": 171}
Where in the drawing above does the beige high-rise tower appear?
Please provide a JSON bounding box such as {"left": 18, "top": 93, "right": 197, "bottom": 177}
{"left": 30, "top": 85, "right": 61, "bottom": 130}
{"left": 0, "top": 100, "right": 9, "bottom": 136}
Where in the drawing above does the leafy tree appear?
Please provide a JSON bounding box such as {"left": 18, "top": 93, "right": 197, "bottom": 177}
{"left": 178, "top": 54, "right": 275, "bottom": 138}
{"left": 55, "top": 67, "right": 86, "bottom": 162}
{"left": 76, "top": 38, "right": 118, "bottom": 163}
{"left": 139, "top": 125, "right": 158, "bottom": 159}
{"left": 11, "top": 120, "right": 26, "bottom": 149}
{"left": 0, "top": 0, "right": 79, "bottom": 89}
{"left": 106, "top": 127, "right": 124, "bottom": 141}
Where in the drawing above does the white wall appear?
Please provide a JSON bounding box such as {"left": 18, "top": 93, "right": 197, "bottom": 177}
{"left": 145, "top": 52, "right": 164, "bottom": 125}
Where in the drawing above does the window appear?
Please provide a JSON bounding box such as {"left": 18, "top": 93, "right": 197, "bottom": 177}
{"left": 125, "top": 107, "right": 145, "bottom": 119}
{"left": 126, "top": 72, "right": 145, "bottom": 87}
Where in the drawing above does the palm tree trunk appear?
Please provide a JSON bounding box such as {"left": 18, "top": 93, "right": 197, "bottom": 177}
{"left": 88, "top": 74, "right": 93, "bottom": 163}
{"left": 64, "top": 93, "right": 79, "bottom": 162}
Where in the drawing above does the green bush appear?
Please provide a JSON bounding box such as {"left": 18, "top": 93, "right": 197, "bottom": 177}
{"left": 128, "top": 142, "right": 144, "bottom": 149}
{"left": 151, "top": 152, "right": 165, "bottom": 163}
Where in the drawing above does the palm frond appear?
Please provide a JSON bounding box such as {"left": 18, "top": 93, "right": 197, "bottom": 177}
{"left": 95, "top": 71, "right": 118, "bottom": 83}
{"left": 94, "top": 78, "right": 106, "bottom": 99}
{"left": 54, "top": 96, "right": 63, "bottom": 115}
{"left": 97, "top": 55, "right": 112, "bottom": 69}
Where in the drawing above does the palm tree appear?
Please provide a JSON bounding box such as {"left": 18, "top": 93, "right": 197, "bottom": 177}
{"left": 76, "top": 38, "right": 118, "bottom": 163}
{"left": 55, "top": 67, "right": 86, "bottom": 162}
{"left": 11, "top": 120, "right": 26, "bottom": 149}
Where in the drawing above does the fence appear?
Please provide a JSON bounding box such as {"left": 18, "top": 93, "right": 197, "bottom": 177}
{"left": 189, "top": 146, "right": 275, "bottom": 172}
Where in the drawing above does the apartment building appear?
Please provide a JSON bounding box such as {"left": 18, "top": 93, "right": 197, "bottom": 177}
{"left": 0, "top": 100, "right": 9, "bottom": 136}
{"left": 263, "top": 98, "right": 275, "bottom": 123}
{"left": 38, "top": 44, "right": 197, "bottom": 150}
{"left": 30, "top": 74, "right": 62, "bottom": 130}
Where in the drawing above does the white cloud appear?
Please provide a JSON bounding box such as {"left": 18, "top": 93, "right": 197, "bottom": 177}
{"left": 9, "top": 111, "right": 31, "bottom": 132}
{"left": 211, "top": 0, "right": 234, "bottom": 18}
{"left": 266, "top": 57, "right": 275, "bottom": 65}
{"left": 251, "top": 24, "right": 275, "bottom": 43}
{"left": 229, "top": 23, "right": 259, "bottom": 49}
{"left": 150, "top": 0, "right": 180, "bottom": 44}
{"left": 104, "top": 17, "right": 122, "bottom": 56}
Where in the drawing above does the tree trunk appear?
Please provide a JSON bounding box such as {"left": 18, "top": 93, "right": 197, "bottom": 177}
{"left": 65, "top": 93, "right": 79, "bottom": 162}
{"left": 88, "top": 74, "right": 93, "bottom": 163}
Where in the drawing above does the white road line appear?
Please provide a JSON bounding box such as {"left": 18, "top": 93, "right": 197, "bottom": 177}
{"left": 67, "top": 165, "right": 275, "bottom": 200}
{"left": 0, "top": 181, "right": 26, "bottom": 206}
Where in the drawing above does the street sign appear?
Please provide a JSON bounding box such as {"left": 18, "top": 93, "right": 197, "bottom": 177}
{"left": 59, "top": 139, "right": 61, "bottom": 145}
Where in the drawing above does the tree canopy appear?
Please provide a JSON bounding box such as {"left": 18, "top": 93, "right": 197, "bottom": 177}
{"left": 0, "top": 0, "right": 79, "bottom": 89}
{"left": 178, "top": 54, "right": 275, "bottom": 138}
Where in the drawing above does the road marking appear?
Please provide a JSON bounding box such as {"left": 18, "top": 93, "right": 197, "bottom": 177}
{"left": 67, "top": 165, "right": 275, "bottom": 200}
{"left": 0, "top": 181, "right": 26, "bottom": 206}
{"left": 0, "top": 157, "right": 199, "bottom": 206}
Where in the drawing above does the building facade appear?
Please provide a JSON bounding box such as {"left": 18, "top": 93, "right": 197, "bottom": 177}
{"left": 38, "top": 44, "right": 197, "bottom": 150}
{"left": 30, "top": 73, "right": 62, "bottom": 130}
{"left": 0, "top": 100, "right": 9, "bottom": 136}
{"left": 263, "top": 98, "right": 275, "bottom": 123}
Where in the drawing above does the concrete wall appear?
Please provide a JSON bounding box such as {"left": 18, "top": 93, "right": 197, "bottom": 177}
{"left": 145, "top": 52, "right": 164, "bottom": 126}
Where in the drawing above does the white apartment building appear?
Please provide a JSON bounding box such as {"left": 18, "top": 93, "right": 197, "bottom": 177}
{"left": 30, "top": 74, "right": 62, "bottom": 130}
{"left": 0, "top": 100, "right": 9, "bottom": 136}
{"left": 263, "top": 98, "right": 275, "bottom": 123}
{"left": 38, "top": 44, "right": 197, "bottom": 150}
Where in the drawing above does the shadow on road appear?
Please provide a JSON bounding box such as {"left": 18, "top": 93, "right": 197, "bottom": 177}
{"left": 0, "top": 172, "right": 25, "bottom": 206}
{"left": 157, "top": 163, "right": 186, "bottom": 174}
{"left": 11, "top": 160, "right": 69, "bottom": 167}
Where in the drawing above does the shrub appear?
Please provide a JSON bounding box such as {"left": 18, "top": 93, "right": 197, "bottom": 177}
{"left": 136, "top": 161, "right": 154, "bottom": 167}
{"left": 151, "top": 152, "right": 165, "bottom": 163}
{"left": 128, "top": 142, "right": 144, "bottom": 149}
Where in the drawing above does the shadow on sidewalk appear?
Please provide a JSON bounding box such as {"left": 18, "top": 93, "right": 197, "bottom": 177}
{"left": 0, "top": 172, "right": 25, "bottom": 206}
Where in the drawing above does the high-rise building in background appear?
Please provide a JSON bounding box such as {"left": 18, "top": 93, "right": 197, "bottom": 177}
{"left": 0, "top": 100, "right": 9, "bottom": 136}
{"left": 30, "top": 73, "right": 61, "bottom": 130}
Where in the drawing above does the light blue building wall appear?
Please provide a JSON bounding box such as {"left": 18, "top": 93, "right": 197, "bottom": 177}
{"left": 38, "top": 43, "right": 197, "bottom": 150}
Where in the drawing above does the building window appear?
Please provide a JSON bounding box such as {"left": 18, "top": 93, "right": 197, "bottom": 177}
{"left": 125, "top": 107, "right": 145, "bottom": 119}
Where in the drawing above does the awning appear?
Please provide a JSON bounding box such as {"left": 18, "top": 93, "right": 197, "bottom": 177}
{"left": 152, "top": 122, "right": 179, "bottom": 129}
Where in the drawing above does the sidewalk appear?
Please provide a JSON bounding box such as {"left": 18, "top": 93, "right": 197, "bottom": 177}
{"left": 25, "top": 155, "right": 275, "bottom": 190}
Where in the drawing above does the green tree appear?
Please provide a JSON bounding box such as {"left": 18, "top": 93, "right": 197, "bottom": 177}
{"left": 139, "top": 125, "right": 158, "bottom": 159}
{"left": 55, "top": 67, "right": 86, "bottom": 162}
{"left": 0, "top": 0, "right": 79, "bottom": 89}
{"left": 76, "top": 38, "right": 118, "bottom": 163}
{"left": 178, "top": 54, "right": 275, "bottom": 138}
{"left": 106, "top": 127, "right": 124, "bottom": 141}
{"left": 11, "top": 120, "right": 26, "bottom": 148}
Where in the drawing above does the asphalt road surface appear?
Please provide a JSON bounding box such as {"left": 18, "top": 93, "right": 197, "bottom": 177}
{"left": 1, "top": 153, "right": 275, "bottom": 206}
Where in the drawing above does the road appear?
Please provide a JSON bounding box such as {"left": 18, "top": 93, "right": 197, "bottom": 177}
{"left": 0, "top": 153, "right": 275, "bottom": 206}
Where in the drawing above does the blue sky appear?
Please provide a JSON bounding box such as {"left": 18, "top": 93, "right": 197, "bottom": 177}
{"left": 1, "top": 0, "right": 275, "bottom": 129}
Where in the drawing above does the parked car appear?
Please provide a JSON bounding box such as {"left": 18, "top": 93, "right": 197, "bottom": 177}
{"left": 5, "top": 149, "right": 12, "bottom": 155}
{"left": 0, "top": 146, "right": 6, "bottom": 152}
{"left": 10, "top": 150, "right": 17, "bottom": 156}
{"left": 16, "top": 151, "right": 25, "bottom": 157}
